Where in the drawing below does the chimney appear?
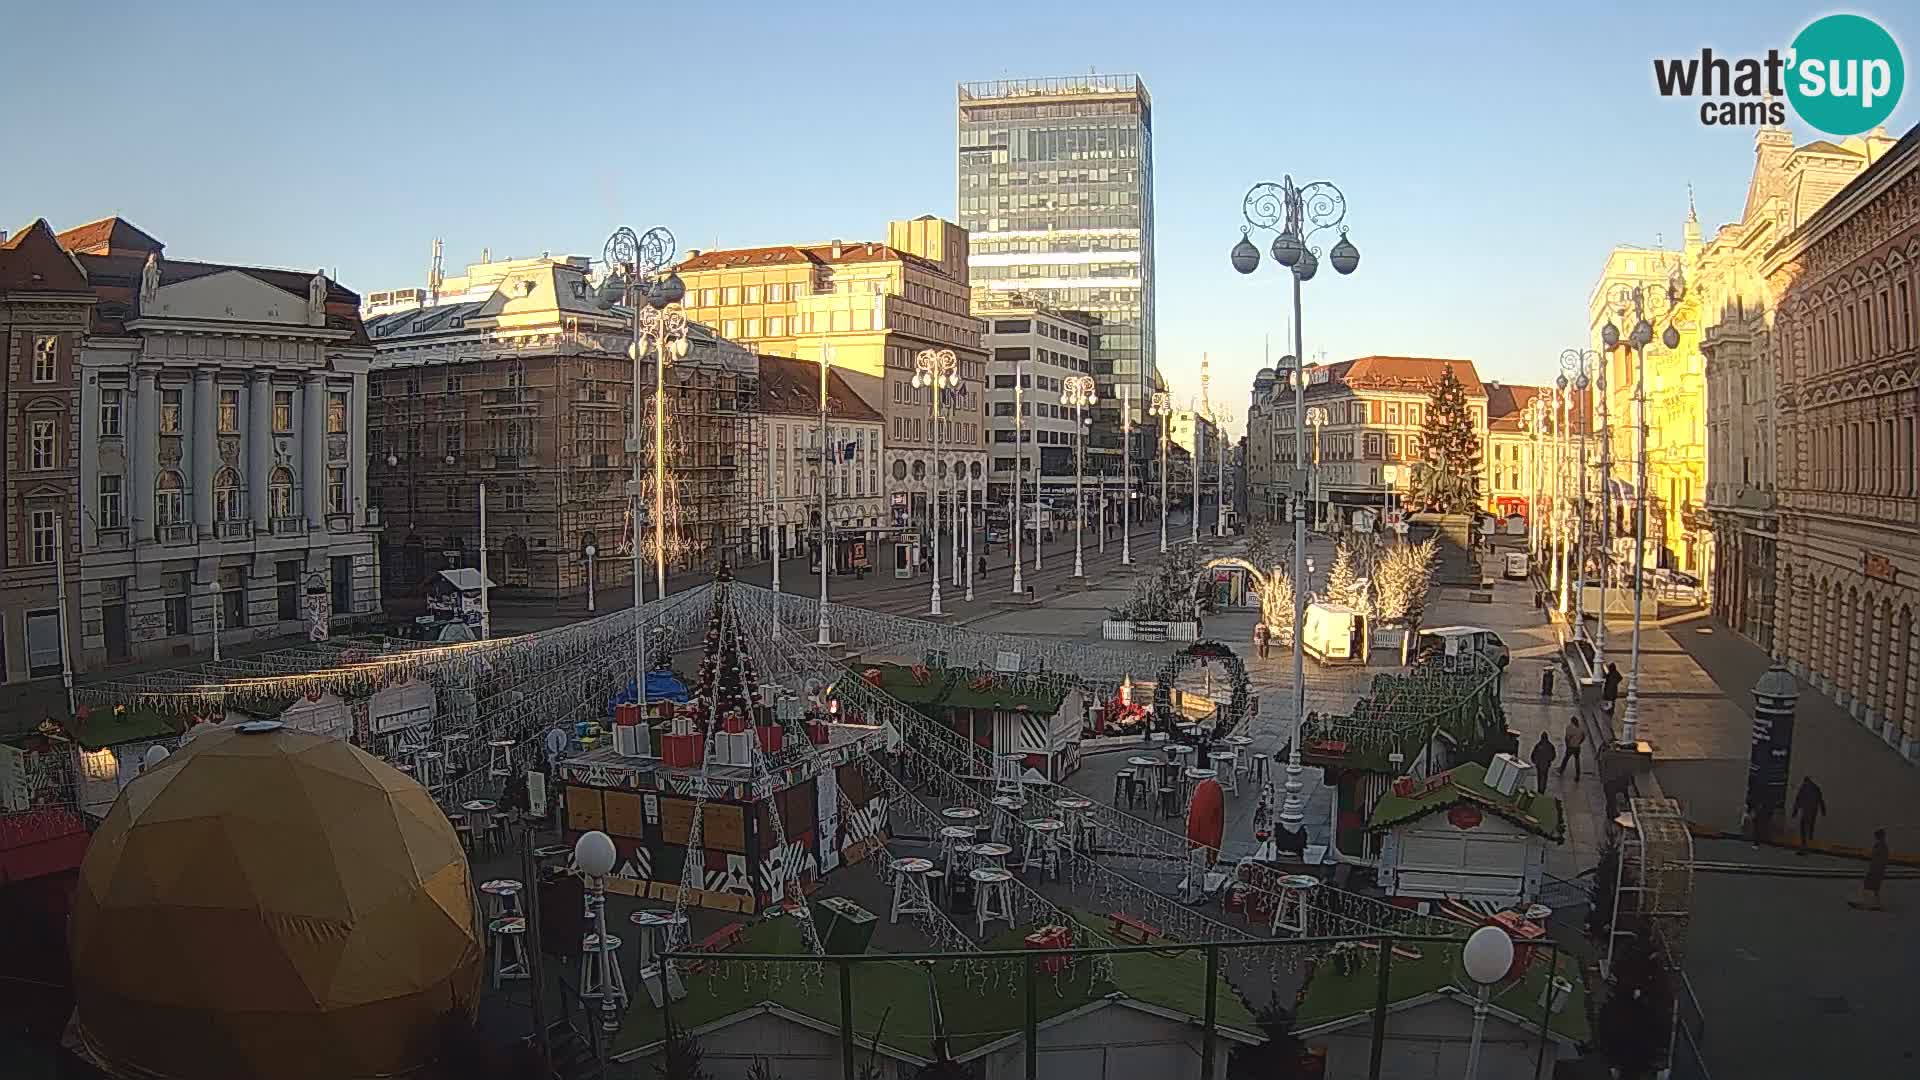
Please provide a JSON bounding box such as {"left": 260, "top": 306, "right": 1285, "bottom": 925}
{"left": 0, "top": 229, "right": 8, "bottom": 244}
{"left": 685, "top": 248, "right": 702, "bottom": 259}
{"left": 830, "top": 240, "right": 842, "bottom": 259}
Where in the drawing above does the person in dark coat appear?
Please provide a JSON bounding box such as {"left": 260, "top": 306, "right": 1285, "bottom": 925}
{"left": 1851, "top": 829, "right": 1890, "bottom": 910}
{"left": 1529, "top": 732, "right": 1556, "bottom": 794}
{"left": 1601, "top": 663, "right": 1623, "bottom": 717}
{"left": 1792, "top": 777, "right": 1827, "bottom": 852}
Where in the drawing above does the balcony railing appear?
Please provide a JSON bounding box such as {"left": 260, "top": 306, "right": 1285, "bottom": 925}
{"left": 215, "top": 520, "right": 251, "bottom": 540}
{"left": 273, "top": 516, "right": 306, "bottom": 536}
{"left": 160, "top": 524, "right": 191, "bottom": 544}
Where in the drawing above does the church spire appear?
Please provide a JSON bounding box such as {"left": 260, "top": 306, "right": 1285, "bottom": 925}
{"left": 1684, "top": 182, "right": 1703, "bottom": 254}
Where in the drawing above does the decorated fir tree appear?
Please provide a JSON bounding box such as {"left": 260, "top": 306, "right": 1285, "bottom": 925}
{"left": 1410, "top": 364, "right": 1483, "bottom": 513}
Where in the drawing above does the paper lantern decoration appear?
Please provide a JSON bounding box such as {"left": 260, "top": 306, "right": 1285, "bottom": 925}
{"left": 70, "top": 723, "right": 483, "bottom": 1080}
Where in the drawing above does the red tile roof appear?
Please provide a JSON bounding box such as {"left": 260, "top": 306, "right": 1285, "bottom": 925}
{"left": 758, "top": 354, "right": 883, "bottom": 421}
{"left": 1321, "top": 356, "right": 1487, "bottom": 397}
{"left": 1485, "top": 381, "right": 1592, "bottom": 433}
{"left": 680, "top": 240, "right": 932, "bottom": 274}
{"left": 54, "top": 216, "right": 164, "bottom": 257}
{"left": 0, "top": 219, "right": 91, "bottom": 293}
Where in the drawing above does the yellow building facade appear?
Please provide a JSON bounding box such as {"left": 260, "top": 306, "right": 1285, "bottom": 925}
{"left": 1587, "top": 235, "right": 1707, "bottom": 575}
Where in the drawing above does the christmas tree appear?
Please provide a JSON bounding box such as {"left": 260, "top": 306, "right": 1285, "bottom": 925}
{"left": 1411, "top": 364, "right": 1482, "bottom": 514}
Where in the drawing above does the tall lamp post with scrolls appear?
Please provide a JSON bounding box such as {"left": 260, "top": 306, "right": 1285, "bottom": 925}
{"left": 1231, "top": 175, "right": 1361, "bottom": 830}
{"left": 1150, "top": 391, "right": 1173, "bottom": 554}
{"left": 1561, "top": 348, "right": 1597, "bottom": 651}
{"left": 1600, "top": 265, "right": 1687, "bottom": 746}
{"left": 605, "top": 225, "right": 685, "bottom": 707}
{"left": 1062, "top": 375, "right": 1097, "bottom": 578}
{"left": 912, "top": 348, "right": 959, "bottom": 618}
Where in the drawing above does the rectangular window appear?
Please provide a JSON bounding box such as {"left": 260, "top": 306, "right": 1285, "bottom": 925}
{"left": 723, "top": 286, "right": 740, "bottom": 305}
{"left": 218, "top": 388, "right": 240, "bottom": 433}
{"left": 31, "top": 335, "right": 57, "bottom": 382}
{"left": 745, "top": 319, "right": 760, "bottom": 337}
{"left": 701, "top": 289, "right": 718, "bottom": 306}
{"left": 219, "top": 567, "right": 247, "bottom": 629}
{"left": 29, "top": 509, "right": 57, "bottom": 565}
{"left": 722, "top": 320, "right": 738, "bottom": 338}
{"left": 769, "top": 283, "right": 787, "bottom": 302}
{"left": 327, "top": 467, "right": 348, "bottom": 515}
{"left": 745, "top": 285, "right": 762, "bottom": 303}
{"left": 98, "top": 475, "right": 124, "bottom": 529}
{"left": 331, "top": 556, "right": 353, "bottom": 616}
{"left": 100, "top": 388, "right": 123, "bottom": 436}
{"left": 29, "top": 418, "right": 56, "bottom": 470}
{"left": 165, "top": 571, "right": 191, "bottom": 636}
{"left": 767, "top": 316, "right": 785, "bottom": 336}
{"left": 327, "top": 391, "right": 348, "bottom": 434}
{"left": 161, "top": 388, "right": 182, "bottom": 433}
{"left": 273, "top": 389, "right": 294, "bottom": 432}
{"left": 25, "top": 610, "right": 62, "bottom": 678}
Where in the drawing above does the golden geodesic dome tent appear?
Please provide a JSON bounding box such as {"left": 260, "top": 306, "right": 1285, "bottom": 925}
{"left": 70, "top": 721, "right": 484, "bottom": 1080}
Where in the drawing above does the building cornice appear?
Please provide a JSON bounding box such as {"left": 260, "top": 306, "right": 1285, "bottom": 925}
{"left": 124, "top": 318, "right": 353, "bottom": 341}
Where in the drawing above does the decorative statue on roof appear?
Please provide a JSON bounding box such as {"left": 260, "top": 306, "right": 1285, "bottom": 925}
{"left": 139, "top": 252, "right": 161, "bottom": 307}
{"left": 308, "top": 270, "right": 329, "bottom": 326}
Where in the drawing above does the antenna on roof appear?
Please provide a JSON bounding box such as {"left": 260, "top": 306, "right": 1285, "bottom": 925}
{"left": 428, "top": 239, "right": 444, "bottom": 305}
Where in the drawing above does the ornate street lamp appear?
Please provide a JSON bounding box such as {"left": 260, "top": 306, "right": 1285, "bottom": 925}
{"left": 1231, "top": 174, "right": 1360, "bottom": 830}
{"left": 605, "top": 224, "right": 682, "bottom": 701}
{"left": 1063, "top": 375, "right": 1097, "bottom": 578}
{"left": 912, "top": 349, "right": 959, "bottom": 617}
{"left": 1150, "top": 391, "right": 1174, "bottom": 554}
{"left": 1561, "top": 348, "right": 1597, "bottom": 653}
{"left": 1599, "top": 266, "right": 1687, "bottom": 745}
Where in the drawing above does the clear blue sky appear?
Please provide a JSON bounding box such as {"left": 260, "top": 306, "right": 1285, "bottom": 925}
{"left": 5, "top": 1, "right": 1915, "bottom": 434}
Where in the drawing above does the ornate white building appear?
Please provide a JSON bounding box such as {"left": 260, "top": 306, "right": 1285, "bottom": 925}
{"left": 1768, "top": 126, "right": 1919, "bottom": 764}
{"left": 60, "top": 219, "right": 380, "bottom": 667}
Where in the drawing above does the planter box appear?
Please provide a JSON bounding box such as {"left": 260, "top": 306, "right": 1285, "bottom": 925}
{"left": 1101, "top": 620, "right": 1199, "bottom": 642}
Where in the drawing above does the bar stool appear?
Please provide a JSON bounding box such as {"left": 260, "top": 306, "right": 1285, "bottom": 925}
{"left": 1158, "top": 785, "right": 1178, "bottom": 819}
{"left": 938, "top": 825, "right": 978, "bottom": 878}
{"left": 629, "top": 909, "right": 685, "bottom": 975}
{"left": 489, "top": 916, "right": 530, "bottom": 989}
{"left": 924, "top": 868, "right": 948, "bottom": 909}
{"left": 454, "top": 822, "right": 476, "bottom": 854}
{"left": 1209, "top": 752, "right": 1240, "bottom": 795}
{"left": 972, "top": 867, "right": 1014, "bottom": 934}
{"left": 1022, "top": 819, "right": 1063, "bottom": 881}
{"left": 1251, "top": 753, "right": 1271, "bottom": 786}
{"left": 1271, "top": 875, "right": 1320, "bottom": 937}
{"left": 1111, "top": 768, "right": 1134, "bottom": 806}
{"left": 1053, "top": 797, "right": 1092, "bottom": 851}
{"left": 415, "top": 749, "right": 444, "bottom": 791}
{"left": 970, "top": 842, "right": 1012, "bottom": 870}
{"left": 888, "top": 857, "right": 935, "bottom": 923}
{"left": 479, "top": 878, "right": 524, "bottom": 919}
{"left": 580, "top": 932, "right": 627, "bottom": 1008}
{"left": 989, "top": 796, "right": 1024, "bottom": 844}
{"left": 442, "top": 731, "right": 471, "bottom": 773}
{"left": 488, "top": 739, "right": 516, "bottom": 778}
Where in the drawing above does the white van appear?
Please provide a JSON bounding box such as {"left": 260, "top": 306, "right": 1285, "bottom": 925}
{"left": 1415, "top": 625, "right": 1511, "bottom": 668}
{"left": 1503, "top": 551, "right": 1530, "bottom": 580}
{"left": 1301, "top": 602, "right": 1370, "bottom": 665}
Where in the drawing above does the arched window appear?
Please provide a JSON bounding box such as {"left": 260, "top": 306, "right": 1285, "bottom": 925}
{"left": 270, "top": 466, "right": 295, "bottom": 521}
{"left": 213, "top": 468, "right": 244, "bottom": 523}
{"left": 156, "top": 470, "right": 185, "bottom": 529}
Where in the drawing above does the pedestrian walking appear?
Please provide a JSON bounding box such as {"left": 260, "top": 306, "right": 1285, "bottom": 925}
{"left": 1601, "top": 663, "right": 1622, "bottom": 719}
{"left": 977, "top": 553, "right": 988, "bottom": 578}
{"left": 1791, "top": 777, "right": 1827, "bottom": 852}
{"left": 1558, "top": 715, "right": 1585, "bottom": 781}
{"left": 1253, "top": 622, "right": 1271, "bottom": 660}
{"left": 1850, "top": 828, "right": 1891, "bottom": 910}
{"left": 1529, "top": 732, "right": 1556, "bottom": 794}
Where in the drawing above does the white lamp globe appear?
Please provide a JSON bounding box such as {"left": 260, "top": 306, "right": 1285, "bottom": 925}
{"left": 574, "top": 830, "right": 617, "bottom": 877}
{"left": 143, "top": 745, "right": 171, "bottom": 770}
{"left": 1462, "top": 924, "right": 1515, "bottom": 986}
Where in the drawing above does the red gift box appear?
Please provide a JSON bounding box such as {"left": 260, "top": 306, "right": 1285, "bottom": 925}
{"left": 1391, "top": 775, "right": 1416, "bottom": 797}
{"left": 755, "top": 724, "right": 784, "bottom": 753}
{"left": 661, "top": 733, "right": 703, "bottom": 768}
{"left": 722, "top": 713, "right": 749, "bottom": 735}
{"left": 615, "top": 703, "right": 641, "bottom": 727}
{"left": 1024, "top": 925, "right": 1071, "bottom": 974}
{"left": 806, "top": 720, "right": 830, "bottom": 746}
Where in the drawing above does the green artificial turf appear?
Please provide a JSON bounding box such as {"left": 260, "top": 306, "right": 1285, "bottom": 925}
{"left": 1366, "top": 761, "right": 1564, "bottom": 841}
{"left": 66, "top": 705, "right": 183, "bottom": 750}
{"left": 857, "top": 663, "right": 1067, "bottom": 715}
{"left": 1294, "top": 939, "right": 1589, "bottom": 1043}
{"left": 612, "top": 909, "right": 1259, "bottom": 1060}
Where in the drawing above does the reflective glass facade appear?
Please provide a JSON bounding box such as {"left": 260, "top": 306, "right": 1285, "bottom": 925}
{"left": 957, "top": 76, "right": 1156, "bottom": 468}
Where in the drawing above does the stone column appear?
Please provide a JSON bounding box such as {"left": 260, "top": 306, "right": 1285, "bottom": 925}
{"left": 349, "top": 372, "right": 368, "bottom": 528}
{"left": 133, "top": 367, "right": 159, "bottom": 543}
{"left": 302, "top": 373, "right": 326, "bottom": 528}
{"left": 1904, "top": 621, "right": 1920, "bottom": 757}
{"left": 249, "top": 371, "right": 272, "bottom": 528}
{"left": 192, "top": 368, "right": 215, "bottom": 538}
{"left": 1866, "top": 598, "right": 1886, "bottom": 721}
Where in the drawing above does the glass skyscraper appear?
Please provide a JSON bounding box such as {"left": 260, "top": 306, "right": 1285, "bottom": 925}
{"left": 957, "top": 75, "right": 1157, "bottom": 473}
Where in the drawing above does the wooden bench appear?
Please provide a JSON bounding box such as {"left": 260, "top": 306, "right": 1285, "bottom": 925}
{"left": 1107, "top": 912, "right": 1161, "bottom": 945}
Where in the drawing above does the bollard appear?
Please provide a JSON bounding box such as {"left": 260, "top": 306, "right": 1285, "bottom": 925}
{"left": 1540, "top": 666, "right": 1555, "bottom": 699}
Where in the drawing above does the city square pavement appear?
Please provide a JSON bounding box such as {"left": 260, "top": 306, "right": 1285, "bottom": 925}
{"left": 1684, "top": 838, "right": 1917, "bottom": 1080}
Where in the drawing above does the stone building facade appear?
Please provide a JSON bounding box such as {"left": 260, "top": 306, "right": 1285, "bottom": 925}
{"left": 1769, "top": 125, "right": 1920, "bottom": 764}
{"left": 0, "top": 221, "right": 92, "bottom": 690}
{"left": 53, "top": 219, "right": 381, "bottom": 669}
{"left": 1698, "top": 125, "right": 1893, "bottom": 650}
{"left": 364, "top": 251, "right": 761, "bottom": 601}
